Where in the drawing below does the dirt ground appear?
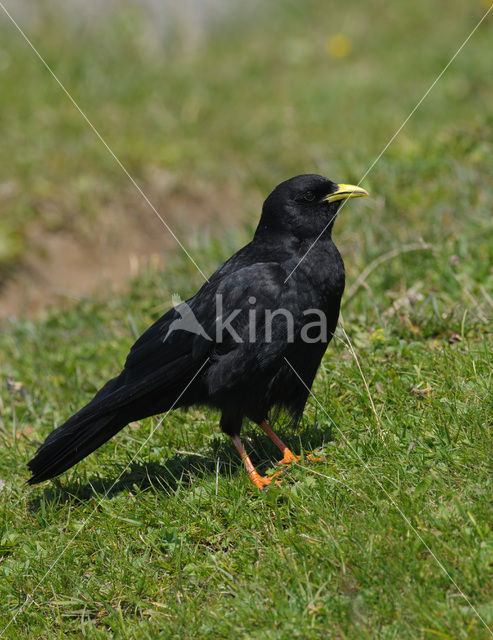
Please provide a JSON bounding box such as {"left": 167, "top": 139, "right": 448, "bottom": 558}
{"left": 0, "top": 176, "right": 246, "bottom": 319}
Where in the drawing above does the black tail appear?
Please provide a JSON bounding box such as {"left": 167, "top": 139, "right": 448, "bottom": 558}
{"left": 27, "top": 375, "right": 127, "bottom": 484}
{"left": 27, "top": 411, "right": 125, "bottom": 484}
{"left": 27, "top": 350, "right": 201, "bottom": 484}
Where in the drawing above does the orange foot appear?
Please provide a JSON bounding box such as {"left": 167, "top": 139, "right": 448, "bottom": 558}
{"left": 277, "top": 449, "right": 325, "bottom": 466}
{"left": 304, "top": 453, "right": 325, "bottom": 464}
{"left": 267, "top": 469, "right": 285, "bottom": 484}
{"left": 249, "top": 468, "right": 286, "bottom": 489}
{"left": 249, "top": 469, "right": 271, "bottom": 489}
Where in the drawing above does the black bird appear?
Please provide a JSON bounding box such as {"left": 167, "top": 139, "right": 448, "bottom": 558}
{"left": 28, "top": 175, "right": 367, "bottom": 488}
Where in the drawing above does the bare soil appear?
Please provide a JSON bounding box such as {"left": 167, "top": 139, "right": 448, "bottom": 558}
{"left": 0, "top": 175, "right": 246, "bottom": 319}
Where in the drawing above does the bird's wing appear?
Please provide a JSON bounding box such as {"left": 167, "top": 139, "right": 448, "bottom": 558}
{"left": 123, "top": 259, "right": 300, "bottom": 378}
{"left": 93, "top": 259, "right": 308, "bottom": 414}
{"left": 122, "top": 302, "right": 211, "bottom": 383}
{"left": 203, "top": 262, "right": 307, "bottom": 396}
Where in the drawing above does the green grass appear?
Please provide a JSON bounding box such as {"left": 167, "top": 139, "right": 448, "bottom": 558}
{"left": 0, "top": 0, "right": 492, "bottom": 275}
{"left": 1, "top": 0, "right": 493, "bottom": 638}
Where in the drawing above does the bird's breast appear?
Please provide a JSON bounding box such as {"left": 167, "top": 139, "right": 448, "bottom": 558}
{"left": 293, "top": 240, "right": 345, "bottom": 300}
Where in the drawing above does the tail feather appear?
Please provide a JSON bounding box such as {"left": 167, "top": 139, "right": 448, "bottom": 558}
{"left": 27, "top": 411, "right": 124, "bottom": 484}
{"left": 27, "top": 354, "right": 200, "bottom": 484}
{"left": 27, "top": 374, "right": 129, "bottom": 484}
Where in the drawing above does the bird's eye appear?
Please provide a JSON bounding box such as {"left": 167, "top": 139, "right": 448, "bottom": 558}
{"left": 303, "top": 191, "right": 315, "bottom": 202}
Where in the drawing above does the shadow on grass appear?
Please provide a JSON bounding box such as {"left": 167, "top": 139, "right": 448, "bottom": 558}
{"left": 27, "top": 420, "right": 333, "bottom": 511}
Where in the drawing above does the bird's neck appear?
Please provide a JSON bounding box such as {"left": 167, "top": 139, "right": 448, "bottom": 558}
{"left": 290, "top": 237, "right": 345, "bottom": 296}
{"left": 254, "top": 224, "right": 334, "bottom": 245}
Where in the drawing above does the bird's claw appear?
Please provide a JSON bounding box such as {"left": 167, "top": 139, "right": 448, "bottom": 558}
{"left": 304, "top": 453, "right": 325, "bottom": 464}
{"left": 277, "top": 449, "right": 298, "bottom": 465}
{"left": 250, "top": 467, "right": 286, "bottom": 490}
{"left": 249, "top": 451, "right": 325, "bottom": 489}
{"left": 250, "top": 473, "right": 271, "bottom": 489}
{"left": 276, "top": 450, "right": 325, "bottom": 466}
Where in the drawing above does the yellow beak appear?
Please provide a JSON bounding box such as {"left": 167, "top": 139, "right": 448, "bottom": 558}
{"left": 324, "top": 183, "right": 368, "bottom": 203}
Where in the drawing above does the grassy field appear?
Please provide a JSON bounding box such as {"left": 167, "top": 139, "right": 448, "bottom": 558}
{"left": 0, "top": 1, "right": 492, "bottom": 638}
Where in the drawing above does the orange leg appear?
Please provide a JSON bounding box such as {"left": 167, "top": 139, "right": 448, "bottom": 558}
{"left": 231, "top": 434, "right": 280, "bottom": 489}
{"left": 258, "top": 420, "right": 298, "bottom": 464}
{"left": 258, "top": 420, "right": 324, "bottom": 465}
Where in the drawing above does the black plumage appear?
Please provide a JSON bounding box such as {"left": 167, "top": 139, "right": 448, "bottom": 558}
{"left": 28, "top": 174, "right": 367, "bottom": 488}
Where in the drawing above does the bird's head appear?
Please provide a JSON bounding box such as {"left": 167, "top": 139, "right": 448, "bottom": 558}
{"left": 256, "top": 174, "right": 368, "bottom": 240}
